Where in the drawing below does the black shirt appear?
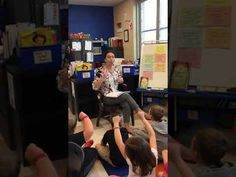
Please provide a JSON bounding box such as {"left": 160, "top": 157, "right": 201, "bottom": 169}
{"left": 102, "top": 127, "right": 129, "bottom": 166}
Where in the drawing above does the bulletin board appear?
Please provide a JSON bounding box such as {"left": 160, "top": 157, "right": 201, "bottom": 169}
{"left": 169, "top": 0, "right": 236, "bottom": 89}
{"left": 139, "top": 42, "right": 168, "bottom": 89}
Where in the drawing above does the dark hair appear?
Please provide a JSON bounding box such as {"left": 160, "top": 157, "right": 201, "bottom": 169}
{"left": 150, "top": 104, "right": 164, "bottom": 122}
{"left": 104, "top": 50, "right": 115, "bottom": 58}
{"left": 192, "top": 128, "right": 227, "bottom": 166}
{"left": 33, "top": 33, "right": 46, "bottom": 44}
{"left": 125, "top": 137, "right": 156, "bottom": 176}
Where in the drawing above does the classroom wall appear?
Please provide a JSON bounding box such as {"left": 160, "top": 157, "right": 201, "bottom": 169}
{"left": 114, "top": 0, "right": 136, "bottom": 60}
{"left": 69, "top": 5, "right": 114, "bottom": 39}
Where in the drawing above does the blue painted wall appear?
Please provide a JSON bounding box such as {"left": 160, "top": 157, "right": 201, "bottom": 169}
{"left": 69, "top": 5, "right": 114, "bottom": 62}
{"left": 69, "top": 5, "right": 114, "bottom": 39}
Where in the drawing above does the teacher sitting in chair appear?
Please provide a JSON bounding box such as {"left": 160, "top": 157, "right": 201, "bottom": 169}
{"left": 92, "top": 51, "right": 143, "bottom": 132}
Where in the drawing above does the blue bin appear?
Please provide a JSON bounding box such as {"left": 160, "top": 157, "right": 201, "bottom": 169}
{"left": 122, "top": 66, "right": 135, "bottom": 76}
{"left": 17, "top": 44, "right": 62, "bottom": 70}
{"left": 75, "top": 70, "right": 94, "bottom": 81}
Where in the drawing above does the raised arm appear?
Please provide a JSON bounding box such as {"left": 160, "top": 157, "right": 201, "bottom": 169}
{"left": 112, "top": 116, "right": 126, "bottom": 158}
{"left": 25, "top": 143, "right": 59, "bottom": 177}
{"left": 92, "top": 69, "right": 107, "bottom": 90}
{"left": 138, "top": 111, "right": 157, "bottom": 150}
{"left": 169, "top": 142, "right": 196, "bottom": 177}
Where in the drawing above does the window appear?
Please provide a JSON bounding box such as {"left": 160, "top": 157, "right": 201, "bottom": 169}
{"left": 137, "top": 0, "right": 168, "bottom": 54}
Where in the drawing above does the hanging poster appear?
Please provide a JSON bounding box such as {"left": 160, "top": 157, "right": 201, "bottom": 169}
{"left": 139, "top": 43, "right": 168, "bottom": 89}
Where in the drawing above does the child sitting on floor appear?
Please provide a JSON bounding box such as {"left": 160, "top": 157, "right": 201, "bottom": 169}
{"left": 169, "top": 128, "right": 236, "bottom": 177}
{"left": 95, "top": 112, "right": 129, "bottom": 167}
{"left": 132, "top": 104, "right": 167, "bottom": 160}
{"left": 112, "top": 111, "right": 157, "bottom": 177}
{"left": 68, "top": 111, "right": 98, "bottom": 177}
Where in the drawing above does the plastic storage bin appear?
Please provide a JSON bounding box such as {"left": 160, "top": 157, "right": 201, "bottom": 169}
{"left": 75, "top": 70, "right": 94, "bottom": 81}
{"left": 122, "top": 65, "right": 135, "bottom": 76}
{"left": 17, "top": 44, "right": 62, "bottom": 70}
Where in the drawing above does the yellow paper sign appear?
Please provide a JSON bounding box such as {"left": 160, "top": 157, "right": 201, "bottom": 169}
{"left": 205, "top": 28, "right": 230, "bottom": 49}
{"left": 156, "top": 44, "right": 167, "bottom": 54}
{"left": 205, "top": 0, "right": 230, "bottom": 6}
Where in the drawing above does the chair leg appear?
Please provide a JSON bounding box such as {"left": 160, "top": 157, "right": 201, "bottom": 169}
{"left": 131, "top": 112, "right": 135, "bottom": 126}
{"left": 96, "top": 105, "right": 104, "bottom": 127}
{"left": 96, "top": 117, "right": 100, "bottom": 127}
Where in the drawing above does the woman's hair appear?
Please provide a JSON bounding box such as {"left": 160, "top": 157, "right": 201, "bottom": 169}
{"left": 192, "top": 128, "right": 227, "bottom": 166}
{"left": 125, "top": 137, "right": 156, "bottom": 176}
{"left": 149, "top": 104, "right": 164, "bottom": 122}
{"left": 104, "top": 50, "right": 115, "bottom": 58}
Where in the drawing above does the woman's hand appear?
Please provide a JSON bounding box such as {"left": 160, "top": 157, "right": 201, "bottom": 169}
{"left": 117, "top": 76, "right": 124, "bottom": 84}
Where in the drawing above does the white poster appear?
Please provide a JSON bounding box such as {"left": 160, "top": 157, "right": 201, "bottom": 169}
{"left": 44, "top": 2, "right": 59, "bottom": 26}
{"left": 7, "top": 72, "right": 16, "bottom": 109}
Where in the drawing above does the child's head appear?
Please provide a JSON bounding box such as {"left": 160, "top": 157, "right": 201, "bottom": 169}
{"left": 125, "top": 137, "right": 156, "bottom": 176}
{"left": 191, "top": 128, "right": 227, "bottom": 166}
{"left": 0, "top": 143, "right": 20, "bottom": 177}
{"left": 68, "top": 116, "right": 77, "bottom": 134}
{"left": 149, "top": 104, "right": 165, "bottom": 122}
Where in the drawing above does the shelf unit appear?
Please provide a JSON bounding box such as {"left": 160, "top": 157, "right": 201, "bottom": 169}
{"left": 92, "top": 40, "right": 107, "bottom": 56}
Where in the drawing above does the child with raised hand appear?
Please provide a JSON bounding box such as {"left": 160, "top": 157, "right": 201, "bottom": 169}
{"left": 68, "top": 111, "right": 94, "bottom": 147}
{"left": 169, "top": 128, "right": 236, "bottom": 177}
{"left": 0, "top": 141, "right": 59, "bottom": 177}
{"left": 112, "top": 112, "right": 157, "bottom": 177}
{"left": 25, "top": 143, "right": 59, "bottom": 177}
{"left": 132, "top": 104, "right": 167, "bottom": 160}
{"left": 95, "top": 112, "right": 129, "bottom": 167}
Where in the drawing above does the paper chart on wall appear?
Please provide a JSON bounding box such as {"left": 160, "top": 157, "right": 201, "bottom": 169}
{"left": 177, "top": 48, "right": 202, "bottom": 68}
{"left": 139, "top": 43, "right": 168, "bottom": 89}
{"left": 205, "top": 6, "right": 231, "bottom": 26}
{"left": 205, "top": 28, "right": 230, "bottom": 48}
{"left": 179, "top": 8, "right": 203, "bottom": 27}
{"left": 178, "top": 29, "right": 202, "bottom": 48}
{"left": 205, "top": 0, "right": 231, "bottom": 6}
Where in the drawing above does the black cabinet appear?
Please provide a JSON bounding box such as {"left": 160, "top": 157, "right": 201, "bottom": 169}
{"left": 5, "top": 65, "right": 67, "bottom": 165}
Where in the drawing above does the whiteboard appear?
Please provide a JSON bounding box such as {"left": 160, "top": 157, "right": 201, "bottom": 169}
{"left": 169, "top": 0, "right": 236, "bottom": 88}
{"left": 139, "top": 42, "right": 168, "bottom": 89}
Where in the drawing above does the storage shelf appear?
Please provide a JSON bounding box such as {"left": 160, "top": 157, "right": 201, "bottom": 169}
{"left": 92, "top": 40, "right": 106, "bottom": 43}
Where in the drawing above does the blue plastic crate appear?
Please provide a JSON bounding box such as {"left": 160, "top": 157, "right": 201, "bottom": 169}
{"left": 143, "top": 97, "right": 160, "bottom": 104}
{"left": 122, "top": 66, "right": 135, "bottom": 76}
{"left": 17, "top": 44, "right": 62, "bottom": 70}
{"left": 75, "top": 70, "right": 94, "bottom": 81}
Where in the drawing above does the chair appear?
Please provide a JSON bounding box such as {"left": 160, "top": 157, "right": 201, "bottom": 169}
{"left": 96, "top": 83, "right": 135, "bottom": 127}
